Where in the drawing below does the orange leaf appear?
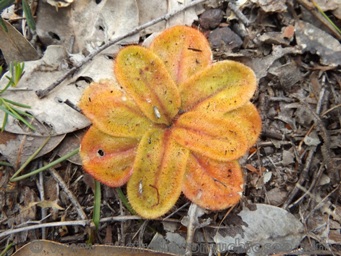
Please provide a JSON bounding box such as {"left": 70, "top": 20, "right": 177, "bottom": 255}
{"left": 80, "top": 126, "right": 138, "bottom": 187}
{"left": 183, "top": 153, "right": 243, "bottom": 210}
{"left": 127, "top": 128, "right": 189, "bottom": 218}
{"left": 115, "top": 46, "right": 181, "bottom": 125}
{"left": 78, "top": 80, "right": 155, "bottom": 138}
{"left": 179, "top": 60, "right": 257, "bottom": 114}
{"left": 150, "top": 25, "right": 212, "bottom": 85}
{"left": 223, "top": 102, "right": 262, "bottom": 147}
{"left": 172, "top": 111, "right": 248, "bottom": 161}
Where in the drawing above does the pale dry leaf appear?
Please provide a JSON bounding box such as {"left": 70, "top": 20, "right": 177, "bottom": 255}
{"left": 295, "top": 20, "right": 341, "bottom": 67}
{"left": 214, "top": 204, "right": 304, "bottom": 256}
{"left": 0, "top": 20, "right": 39, "bottom": 63}
{"left": 235, "top": 45, "right": 301, "bottom": 81}
{"left": 333, "top": 0, "right": 341, "bottom": 19}
{"left": 57, "top": 130, "right": 85, "bottom": 165}
{"left": 250, "top": 0, "right": 287, "bottom": 12}
{"left": 136, "top": 0, "right": 199, "bottom": 35}
{"left": 0, "top": 44, "right": 123, "bottom": 136}
{"left": 36, "top": 0, "right": 139, "bottom": 54}
{"left": 313, "top": 0, "right": 339, "bottom": 11}
{"left": 0, "top": 46, "right": 90, "bottom": 135}
{"left": 149, "top": 232, "right": 186, "bottom": 255}
{"left": 0, "top": 131, "right": 65, "bottom": 166}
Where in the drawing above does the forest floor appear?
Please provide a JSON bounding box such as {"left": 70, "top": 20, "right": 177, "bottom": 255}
{"left": 0, "top": 0, "right": 341, "bottom": 255}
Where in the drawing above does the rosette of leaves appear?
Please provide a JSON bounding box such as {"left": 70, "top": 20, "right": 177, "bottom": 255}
{"left": 79, "top": 26, "right": 262, "bottom": 219}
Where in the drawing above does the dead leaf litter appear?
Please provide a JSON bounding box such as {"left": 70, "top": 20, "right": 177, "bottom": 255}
{"left": 0, "top": 0, "right": 341, "bottom": 255}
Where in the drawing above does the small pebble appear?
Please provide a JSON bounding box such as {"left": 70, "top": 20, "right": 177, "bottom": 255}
{"left": 199, "top": 8, "right": 224, "bottom": 30}
{"left": 208, "top": 27, "right": 243, "bottom": 51}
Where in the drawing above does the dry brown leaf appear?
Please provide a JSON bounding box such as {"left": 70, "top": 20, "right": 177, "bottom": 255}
{"left": 13, "top": 240, "right": 177, "bottom": 256}
{"left": 0, "top": 131, "right": 65, "bottom": 166}
{"left": 0, "top": 20, "right": 39, "bottom": 63}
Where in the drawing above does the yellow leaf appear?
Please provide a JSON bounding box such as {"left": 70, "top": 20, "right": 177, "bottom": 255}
{"left": 115, "top": 46, "right": 181, "bottom": 125}
{"left": 223, "top": 102, "right": 262, "bottom": 147}
{"left": 127, "top": 128, "right": 189, "bottom": 218}
{"left": 150, "top": 25, "right": 212, "bottom": 85}
{"left": 173, "top": 111, "right": 248, "bottom": 161}
{"left": 79, "top": 79, "right": 155, "bottom": 138}
{"left": 183, "top": 153, "right": 243, "bottom": 210}
{"left": 179, "top": 60, "right": 257, "bottom": 114}
{"left": 80, "top": 126, "right": 138, "bottom": 187}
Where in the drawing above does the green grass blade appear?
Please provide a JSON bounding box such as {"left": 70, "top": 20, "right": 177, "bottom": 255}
{"left": 0, "top": 0, "right": 14, "bottom": 12}
{"left": 0, "top": 242, "right": 13, "bottom": 256}
{"left": 93, "top": 180, "right": 101, "bottom": 230}
{"left": 22, "top": 0, "right": 35, "bottom": 31}
{"left": 10, "top": 148, "right": 80, "bottom": 182}
{"left": 1, "top": 111, "right": 8, "bottom": 131}
{"left": 0, "top": 103, "right": 35, "bottom": 130}
{"left": 10, "top": 136, "right": 51, "bottom": 180}
{"left": 0, "top": 17, "right": 8, "bottom": 33}
{"left": 0, "top": 161, "right": 13, "bottom": 167}
{"left": 116, "top": 187, "right": 136, "bottom": 215}
{"left": 2, "top": 98, "right": 32, "bottom": 108}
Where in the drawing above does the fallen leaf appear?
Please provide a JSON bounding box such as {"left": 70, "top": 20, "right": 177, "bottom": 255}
{"left": 36, "top": 0, "right": 139, "bottom": 53}
{"left": 0, "top": 20, "right": 39, "bottom": 63}
{"left": 136, "top": 0, "right": 198, "bottom": 35}
{"left": 0, "top": 131, "right": 65, "bottom": 166}
{"left": 295, "top": 20, "right": 341, "bottom": 67}
{"left": 12, "top": 240, "right": 177, "bottom": 256}
{"left": 250, "top": 0, "right": 287, "bottom": 12}
{"left": 0, "top": 46, "right": 91, "bottom": 136}
{"left": 214, "top": 204, "right": 304, "bottom": 256}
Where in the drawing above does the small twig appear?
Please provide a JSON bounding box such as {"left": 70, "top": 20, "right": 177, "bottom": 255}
{"left": 321, "top": 103, "right": 341, "bottom": 117}
{"left": 315, "top": 75, "right": 326, "bottom": 114}
{"left": 287, "top": 164, "right": 324, "bottom": 209}
{"left": 49, "top": 167, "right": 87, "bottom": 220}
{"left": 183, "top": 203, "right": 210, "bottom": 256}
{"left": 185, "top": 203, "right": 199, "bottom": 256}
{"left": 37, "top": 164, "right": 47, "bottom": 239}
{"left": 0, "top": 216, "right": 142, "bottom": 239}
{"left": 228, "top": 1, "right": 250, "bottom": 27}
{"left": 283, "top": 148, "right": 316, "bottom": 209}
{"left": 64, "top": 99, "right": 81, "bottom": 113}
{"left": 300, "top": 100, "right": 338, "bottom": 182}
{"left": 35, "top": 0, "right": 207, "bottom": 99}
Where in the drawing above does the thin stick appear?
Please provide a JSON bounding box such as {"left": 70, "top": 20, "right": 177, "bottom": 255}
{"left": 49, "top": 167, "right": 87, "bottom": 220}
{"left": 35, "top": 0, "right": 207, "bottom": 99}
{"left": 228, "top": 1, "right": 250, "bottom": 27}
{"left": 0, "top": 216, "right": 141, "bottom": 239}
{"left": 185, "top": 203, "right": 198, "bottom": 256}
